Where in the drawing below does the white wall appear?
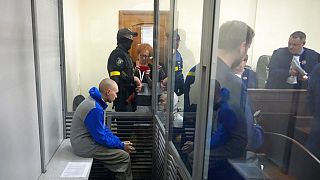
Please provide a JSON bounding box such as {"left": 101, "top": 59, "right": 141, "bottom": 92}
{"left": 0, "top": 0, "right": 42, "bottom": 179}
{"left": 176, "top": 0, "right": 204, "bottom": 75}
{"left": 78, "top": 1, "right": 154, "bottom": 102}
{"left": 64, "top": 0, "right": 170, "bottom": 110}
{"left": 64, "top": 0, "right": 81, "bottom": 111}
{"left": 219, "top": 0, "right": 258, "bottom": 67}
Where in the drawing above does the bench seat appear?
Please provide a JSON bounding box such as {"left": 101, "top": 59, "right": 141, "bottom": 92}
{"left": 39, "top": 139, "right": 93, "bottom": 180}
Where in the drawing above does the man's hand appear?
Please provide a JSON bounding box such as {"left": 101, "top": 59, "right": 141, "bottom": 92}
{"left": 134, "top": 76, "right": 142, "bottom": 92}
{"left": 289, "top": 68, "right": 299, "bottom": 76}
{"left": 298, "top": 74, "right": 308, "bottom": 81}
{"left": 181, "top": 141, "right": 194, "bottom": 154}
{"left": 123, "top": 141, "right": 135, "bottom": 153}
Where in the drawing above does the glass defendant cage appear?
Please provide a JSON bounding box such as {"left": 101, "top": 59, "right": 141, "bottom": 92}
{"left": 60, "top": 0, "right": 320, "bottom": 179}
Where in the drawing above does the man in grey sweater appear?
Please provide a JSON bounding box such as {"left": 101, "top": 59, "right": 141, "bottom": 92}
{"left": 71, "top": 78, "right": 134, "bottom": 180}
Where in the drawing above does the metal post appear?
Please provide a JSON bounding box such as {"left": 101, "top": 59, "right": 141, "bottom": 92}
{"left": 57, "top": 0, "right": 67, "bottom": 139}
{"left": 31, "top": 0, "right": 46, "bottom": 173}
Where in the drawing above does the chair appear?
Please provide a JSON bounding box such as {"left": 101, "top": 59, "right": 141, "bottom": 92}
{"left": 72, "top": 95, "right": 85, "bottom": 111}
{"left": 256, "top": 55, "right": 271, "bottom": 88}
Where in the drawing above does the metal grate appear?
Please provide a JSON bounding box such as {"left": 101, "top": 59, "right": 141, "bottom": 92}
{"left": 66, "top": 112, "right": 187, "bottom": 179}
{"left": 108, "top": 112, "right": 153, "bottom": 179}
{"left": 65, "top": 113, "right": 73, "bottom": 138}
{"left": 66, "top": 112, "right": 153, "bottom": 179}
{"left": 168, "top": 153, "right": 183, "bottom": 180}
{"left": 153, "top": 121, "right": 166, "bottom": 180}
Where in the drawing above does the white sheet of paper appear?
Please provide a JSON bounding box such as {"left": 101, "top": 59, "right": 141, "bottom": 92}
{"left": 60, "top": 162, "right": 91, "bottom": 177}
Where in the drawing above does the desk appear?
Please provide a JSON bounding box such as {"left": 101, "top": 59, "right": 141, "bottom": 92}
{"left": 229, "top": 154, "right": 296, "bottom": 180}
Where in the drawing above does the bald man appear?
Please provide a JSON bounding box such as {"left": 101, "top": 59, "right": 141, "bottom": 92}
{"left": 71, "top": 78, "right": 134, "bottom": 180}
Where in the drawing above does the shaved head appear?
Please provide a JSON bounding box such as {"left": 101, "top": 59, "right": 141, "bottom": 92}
{"left": 99, "top": 78, "right": 118, "bottom": 103}
{"left": 99, "top": 78, "right": 118, "bottom": 94}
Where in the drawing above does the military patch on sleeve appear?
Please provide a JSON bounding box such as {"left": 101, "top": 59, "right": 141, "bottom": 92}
{"left": 116, "top": 57, "right": 124, "bottom": 66}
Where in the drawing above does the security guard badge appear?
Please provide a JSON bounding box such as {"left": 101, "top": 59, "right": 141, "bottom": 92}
{"left": 116, "top": 57, "right": 124, "bottom": 66}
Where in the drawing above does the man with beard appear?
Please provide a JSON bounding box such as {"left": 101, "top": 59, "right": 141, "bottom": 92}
{"left": 209, "top": 20, "right": 255, "bottom": 179}
{"left": 107, "top": 28, "right": 142, "bottom": 112}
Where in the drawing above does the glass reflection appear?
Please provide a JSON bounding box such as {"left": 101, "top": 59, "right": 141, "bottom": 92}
{"left": 155, "top": 4, "right": 171, "bottom": 123}
{"left": 206, "top": 21, "right": 255, "bottom": 179}
{"left": 205, "top": 0, "right": 320, "bottom": 179}
{"left": 168, "top": 0, "right": 204, "bottom": 175}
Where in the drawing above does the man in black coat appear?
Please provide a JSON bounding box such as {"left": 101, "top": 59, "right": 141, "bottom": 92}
{"left": 266, "top": 31, "right": 320, "bottom": 89}
{"left": 107, "top": 28, "right": 142, "bottom": 112}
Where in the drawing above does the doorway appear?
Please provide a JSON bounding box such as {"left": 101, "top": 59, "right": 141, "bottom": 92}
{"left": 119, "top": 10, "right": 170, "bottom": 66}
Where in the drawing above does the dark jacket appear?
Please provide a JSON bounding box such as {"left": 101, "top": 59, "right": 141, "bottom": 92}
{"left": 266, "top": 47, "right": 320, "bottom": 89}
{"left": 107, "top": 45, "right": 136, "bottom": 111}
{"left": 213, "top": 58, "right": 248, "bottom": 159}
{"left": 242, "top": 67, "right": 258, "bottom": 89}
{"left": 306, "top": 63, "right": 320, "bottom": 159}
{"left": 184, "top": 65, "right": 196, "bottom": 112}
{"left": 308, "top": 63, "right": 320, "bottom": 118}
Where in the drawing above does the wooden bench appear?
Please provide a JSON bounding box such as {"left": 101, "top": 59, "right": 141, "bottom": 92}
{"left": 39, "top": 139, "right": 93, "bottom": 180}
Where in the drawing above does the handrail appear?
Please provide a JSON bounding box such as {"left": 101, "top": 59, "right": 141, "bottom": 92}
{"left": 105, "top": 111, "right": 153, "bottom": 119}
{"left": 264, "top": 131, "right": 320, "bottom": 164}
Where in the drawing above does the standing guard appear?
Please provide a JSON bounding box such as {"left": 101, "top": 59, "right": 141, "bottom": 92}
{"left": 174, "top": 31, "right": 185, "bottom": 96}
{"left": 107, "top": 28, "right": 141, "bottom": 112}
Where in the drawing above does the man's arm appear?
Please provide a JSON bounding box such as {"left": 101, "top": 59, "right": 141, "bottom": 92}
{"left": 84, "top": 108, "right": 124, "bottom": 149}
{"left": 266, "top": 49, "right": 292, "bottom": 88}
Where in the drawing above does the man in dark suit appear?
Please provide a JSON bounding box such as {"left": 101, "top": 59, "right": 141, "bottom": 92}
{"left": 266, "top": 31, "right": 320, "bottom": 89}
{"left": 306, "top": 63, "right": 320, "bottom": 159}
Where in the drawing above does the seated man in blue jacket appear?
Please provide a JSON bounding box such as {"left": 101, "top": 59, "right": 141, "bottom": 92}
{"left": 266, "top": 31, "right": 320, "bottom": 89}
{"left": 70, "top": 78, "right": 134, "bottom": 180}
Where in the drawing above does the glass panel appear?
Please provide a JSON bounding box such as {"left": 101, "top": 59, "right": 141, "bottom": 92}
{"left": 169, "top": 0, "right": 204, "bottom": 175}
{"left": 156, "top": 1, "right": 170, "bottom": 124}
{"left": 63, "top": 1, "right": 156, "bottom": 113}
{"left": 205, "top": 0, "right": 320, "bottom": 179}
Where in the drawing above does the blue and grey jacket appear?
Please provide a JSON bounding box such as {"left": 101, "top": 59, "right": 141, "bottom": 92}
{"left": 70, "top": 87, "right": 124, "bottom": 157}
